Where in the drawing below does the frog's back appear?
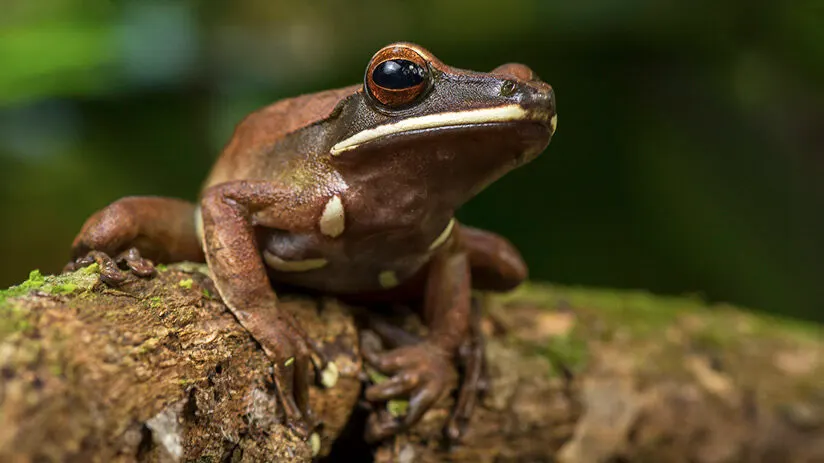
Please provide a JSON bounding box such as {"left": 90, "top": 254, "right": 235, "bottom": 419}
{"left": 203, "top": 85, "right": 359, "bottom": 189}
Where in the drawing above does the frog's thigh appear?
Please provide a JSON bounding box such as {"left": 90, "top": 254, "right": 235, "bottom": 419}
{"left": 71, "top": 196, "right": 204, "bottom": 263}
{"left": 458, "top": 224, "right": 527, "bottom": 292}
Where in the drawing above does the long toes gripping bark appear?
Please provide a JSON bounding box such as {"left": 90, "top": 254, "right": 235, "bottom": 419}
{"left": 64, "top": 250, "right": 127, "bottom": 285}
{"left": 262, "top": 317, "right": 333, "bottom": 439}
{"left": 64, "top": 248, "right": 156, "bottom": 286}
{"left": 362, "top": 339, "right": 455, "bottom": 442}
{"left": 115, "top": 247, "right": 156, "bottom": 277}
{"left": 445, "top": 334, "right": 486, "bottom": 442}
{"left": 446, "top": 296, "right": 489, "bottom": 443}
{"left": 272, "top": 353, "right": 316, "bottom": 438}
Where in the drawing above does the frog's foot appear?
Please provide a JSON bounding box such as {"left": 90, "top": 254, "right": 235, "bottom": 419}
{"left": 253, "top": 312, "right": 332, "bottom": 439}
{"left": 63, "top": 247, "right": 156, "bottom": 286}
{"left": 445, "top": 299, "right": 489, "bottom": 443}
{"left": 361, "top": 328, "right": 457, "bottom": 442}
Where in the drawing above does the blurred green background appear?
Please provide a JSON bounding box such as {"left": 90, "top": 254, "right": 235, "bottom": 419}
{"left": 1, "top": 0, "right": 823, "bottom": 322}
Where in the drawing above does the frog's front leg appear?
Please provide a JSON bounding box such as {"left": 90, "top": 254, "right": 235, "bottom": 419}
{"left": 66, "top": 197, "right": 204, "bottom": 284}
{"left": 199, "top": 180, "right": 328, "bottom": 437}
{"left": 363, "top": 249, "right": 470, "bottom": 442}
{"left": 363, "top": 225, "right": 528, "bottom": 442}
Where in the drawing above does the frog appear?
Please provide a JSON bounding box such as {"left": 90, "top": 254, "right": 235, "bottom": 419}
{"left": 65, "top": 42, "right": 556, "bottom": 442}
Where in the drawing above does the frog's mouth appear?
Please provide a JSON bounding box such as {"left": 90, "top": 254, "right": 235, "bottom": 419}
{"left": 330, "top": 104, "right": 554, "bottom": 155}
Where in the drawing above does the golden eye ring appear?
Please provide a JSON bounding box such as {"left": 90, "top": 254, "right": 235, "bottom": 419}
{"left": 365, "top": 45, "right": 431, "bottom": 108}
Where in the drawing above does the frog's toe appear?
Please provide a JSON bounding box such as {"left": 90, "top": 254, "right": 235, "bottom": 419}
{"left": 365, "top": 409, "right": 403, "bottom": 442}
{"left": 64, "top": 250, "right": 127, "bottom": 285}
{"left": 446, "top": 298, "right": 488, "bottom": 443}
{"left": 365, "top": 371, "right": 419, "bottom": 401}
{"left": 272, "top": 353, "right": 318, "bottom": 439}
{"left": 404, "top": 377, "right": 443, "bottom": 426}
{"left": 362, "top": 342, "right": 455, "bottom": 441}
{"left": 65, "top": 247, "right": 160, "bottom": 286}
{"left": 62, "top": 254, "right": 94, "bottom": 273}
{"left": 115, "top": 247, "right": 156, "bottom": 278}
{"left": 445, "top": 339, "right": 485, "bottom": 443}
{"left": 363, "top": 374, "right": 444, "bottom": 442}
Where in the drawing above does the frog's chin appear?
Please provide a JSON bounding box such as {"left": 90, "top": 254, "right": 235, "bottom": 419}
{"left": 330, "top": 104, "right": 551, "bottom": 155}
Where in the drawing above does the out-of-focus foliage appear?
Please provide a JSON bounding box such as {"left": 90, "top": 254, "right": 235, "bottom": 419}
{"left": 1, "top": 0, "right": 822, "bottom": 321}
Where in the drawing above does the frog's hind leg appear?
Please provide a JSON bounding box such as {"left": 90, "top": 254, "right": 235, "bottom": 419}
{"left": 459, "top": 224, "right": 528, "bottom": 292}
{"left": 65, "top": 196, "right": 204, "bottom": 284}
{"left": 445, "top": 225, "right": 528, "bottom": 442}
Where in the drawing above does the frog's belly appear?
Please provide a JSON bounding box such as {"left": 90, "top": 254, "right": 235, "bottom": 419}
{"left": 257, "top": 227, "right": 433, "bottom": 295}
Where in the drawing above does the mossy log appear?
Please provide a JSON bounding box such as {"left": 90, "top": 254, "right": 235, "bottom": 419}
{"left": 0, "top": 263, "right": 822, "bottom": 462}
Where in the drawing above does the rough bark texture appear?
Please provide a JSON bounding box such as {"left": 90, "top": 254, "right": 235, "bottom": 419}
{"left": 1, "top": 263, "right": 822, "bottom": 462}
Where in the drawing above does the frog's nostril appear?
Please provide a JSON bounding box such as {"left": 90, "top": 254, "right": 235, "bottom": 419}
{"left": 500, "top": 81, "right": 517, "bottom": 97}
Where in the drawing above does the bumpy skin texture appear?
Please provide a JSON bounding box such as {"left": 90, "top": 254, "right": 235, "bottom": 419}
{"left": 66, "top": 42, "right": 556, "bottom": 442}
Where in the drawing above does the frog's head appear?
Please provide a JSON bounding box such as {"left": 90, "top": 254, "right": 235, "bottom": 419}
{"left": 326, "top": 42, "right": 556, "bottom": 205}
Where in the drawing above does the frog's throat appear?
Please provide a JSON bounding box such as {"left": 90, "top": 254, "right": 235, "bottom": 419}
{"left": 330, "top": 104, "right": 541, "bottom": 155}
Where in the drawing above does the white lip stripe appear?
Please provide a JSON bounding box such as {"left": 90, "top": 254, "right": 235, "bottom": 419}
{"left": 428, "top": 218, "right": 455, "bottom": 251}
{"left": 331, "top": 105, "right": 529, "bottom": 154}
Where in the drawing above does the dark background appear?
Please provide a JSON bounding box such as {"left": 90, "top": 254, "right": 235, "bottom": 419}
{"left": 1, "top": 1, "right": 822, "bottom": 322}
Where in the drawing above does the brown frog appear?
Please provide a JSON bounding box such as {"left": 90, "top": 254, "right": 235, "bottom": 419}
{"left": 66, "top": 42, "right": 556, "bottom": 442}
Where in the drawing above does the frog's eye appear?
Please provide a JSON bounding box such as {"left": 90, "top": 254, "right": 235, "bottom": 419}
{"left": 365, "top": 46, "right": 430, "bottom": 108}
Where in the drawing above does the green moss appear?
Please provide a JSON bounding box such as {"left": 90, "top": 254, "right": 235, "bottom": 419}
{"left": 0, "top": 265, "right": 104, "bottom": 338}
{"left": 202, "top": 288, "right": 212, "bottom": 299}
{"left": 502, "top": 283, "right": 823, "bottom": 349}
{"left": 543, "top": 330, "right": 589, "bottom": 377}
{"left": 178, "top": 279, "right": 193, "bottom": 289}
{"left": 155, "top": 264, "right": 168, "bottom": 272}
{"left": 1, "top": 266, "right": 101, "bottom": 302}
{"left": 135, "top": 337, "right": 160, "bottom": 355}
{"left": 149, "top": 296, "right": 163, "bottom": 309}
{"left": 49, "top": 282, "right": 78, "bottom": 294}
{"left": 77, "top": 262, "right": 100, "bottom": 275}
{"left": 0, "top": 271, "right": 44, "bottom": 337}
{"left": 0, "top": 270, "right": 46, "bottom": 302}
{"left": 561, "top": 287, "right": 686, "bottom": 336}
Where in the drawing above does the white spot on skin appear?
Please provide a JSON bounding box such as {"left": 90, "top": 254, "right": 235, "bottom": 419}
{"left": 378, "top": 270, "right": 399, "bottom": 288}
{"left": 550, "top": 114, "right": 558, "bottom": 134}
{"left": 194, "top": 206, "right": 204, "bottom": 244}
{"left": 263, "top": 251, "right": 328, "bottom": 272}
{"left": 320, "top": 361, "right": 339, "bottom": 388}
{"left": 319, "top": 195, "right": 345, "bottom": 237}
{"left": 331, "top": 105, "right": 533, "bottom": 154}
{"left": 428, "top": 218, "right": 455, "bottom": 251}
{"left": 310, "top": 432, "right": 321, "bottom": 456}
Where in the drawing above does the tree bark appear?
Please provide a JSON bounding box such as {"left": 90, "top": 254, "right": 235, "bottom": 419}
{"left": 1, "top": 264, "right": 822, "bottom": 462}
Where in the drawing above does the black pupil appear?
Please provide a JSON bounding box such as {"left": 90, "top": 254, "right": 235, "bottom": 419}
{"left": 372, "top": 59, "right": 426, "bottom": 89}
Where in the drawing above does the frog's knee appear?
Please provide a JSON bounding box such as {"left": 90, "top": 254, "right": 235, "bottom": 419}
{"left": 459, "top": 225, "right": 528, "bottom": 292}
{"left": 73, "top": 198, "right": 140, "bottom": 255}
{"left": 470, "top": 252, "right": 528, "bottom": 292}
